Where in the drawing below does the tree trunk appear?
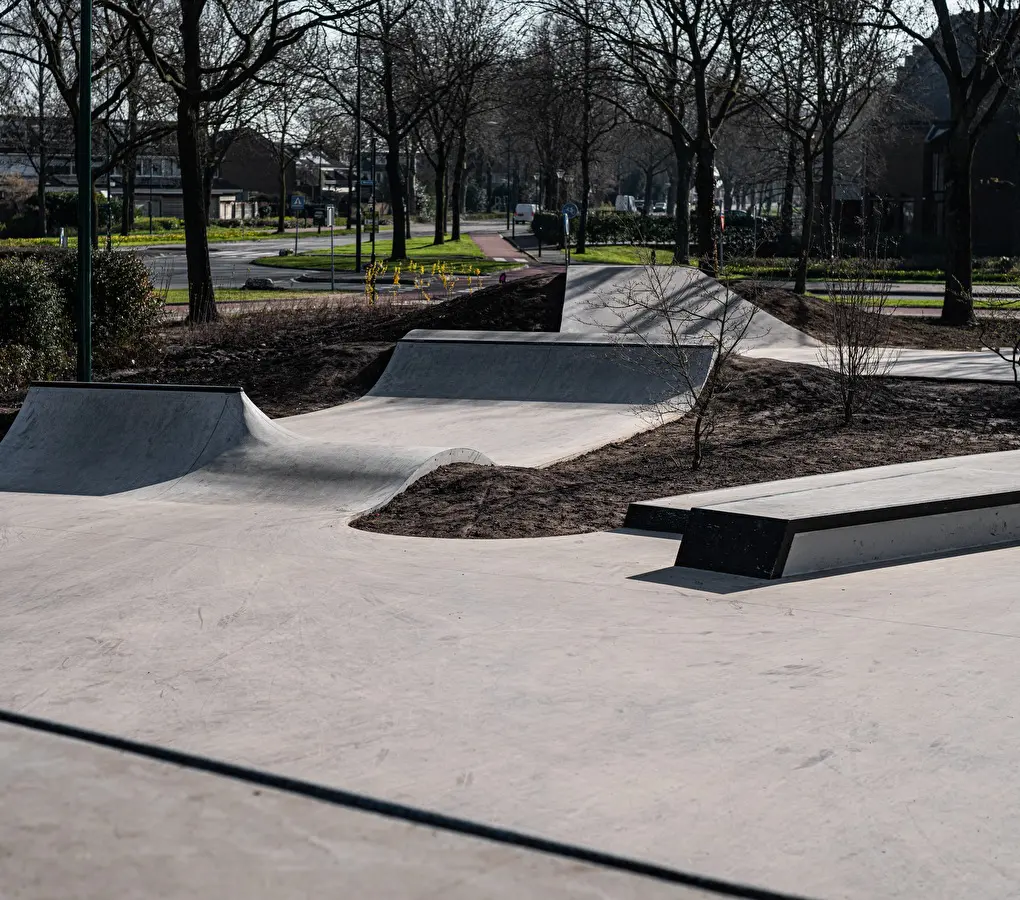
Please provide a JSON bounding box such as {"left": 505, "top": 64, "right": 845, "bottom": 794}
{"left": 780, "top": 133, "right": 797, "bottom": 254}
{"left": 346, "top": 158, "right": 354, "bottom": 228}
{"left": 276, "top": 161, "right": 287, "bottom": 233}
{"left": 433, "top": 145, "right": 447, "bottom": 245}
{"left": 820, "top": 124, "right": 835, "bottom": 257}
{"left": 36, "top": 69, "right": 47, "bottom": 237}
{"left": 671, "top": 146, "right": 692, "bottom": 264}
{"left": 385, "top": 133, "right": 407, "bottom": 260}
{"left": 176, "top": 98, "right": 216, "bottom": 322}
{"left": 577, "top": 152, "right": 591, "bottom": 254}
{"left": 37, "top": 139, "right": 48, "bottom": 238}
{"left": 485, "top": 164, "right": 493, "bottom": 213}
{"left": 641, "top": 166, "right": 654, "bottom": 217}
{"left": 941, "top": 133, "right": 976, "bottom": 325}
{"left": 723, "top": 178, "right": 734, "bottom": 213}
{"left": 451, "top": 128, "right": 467, "bottom": 242}
{"left": 694, "top": 139, "right": 717, "bottom": 275}
{"left": 794, "top": 141, "right": 816, "bottom": 295}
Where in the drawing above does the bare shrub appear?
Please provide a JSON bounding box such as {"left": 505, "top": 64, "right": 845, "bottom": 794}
{"left": 978, "top": 285, "right": 1020, "bottom": 387}
{"left": 589, "top": 261, "right": 758, "bottom": 470}
{"left": 818, "top": 258, "right": 898, "bottom": 423}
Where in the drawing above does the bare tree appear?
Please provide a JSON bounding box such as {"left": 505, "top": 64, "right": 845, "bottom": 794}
{"left": 748, "top": 0, "right": 895, "bottom": 291}
{"left": 590, "top": 263, "right": 759, "bottom": 469}
{"left": 254, "top": 41, "right": 321, "bottom": 233}
{"left": 101, "top": 0, "right": 356, "bottom": 322}
{"left": 979, "top": 290, "right": 1020, "bottom": 386}
{"left": 598, "top": 0, "right": 763, "bottom": 272}
{"left": 817, "top": 255, "right": 897, "bottom": 423}
{"left": 1, "top": 0, "right": 173, "bottom": 243}
{"left": 880, "top": 0, "right": 1020, "bottom": 324}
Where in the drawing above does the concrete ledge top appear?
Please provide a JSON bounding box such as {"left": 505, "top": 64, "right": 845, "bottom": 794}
{"left": 401, "top": 329, "right": 712, "bottom": 347}
{"left": 30, "top": 381, "right": 243, "bottom": 393}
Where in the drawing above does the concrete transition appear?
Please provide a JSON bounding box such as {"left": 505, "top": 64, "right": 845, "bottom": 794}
{"left": 626, "top": 450, "right": 1020, "bottom": 578}
{"left": 0, "top": 383, "right": 490, "bottom": 513}
{"left": 282, "top": 331, "right": 715, "bottom": 467}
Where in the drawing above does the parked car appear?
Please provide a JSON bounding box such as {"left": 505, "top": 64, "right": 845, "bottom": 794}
{"left": 614, "top": 194, "right": 638, "bottom": 213}
{"left": 653, "top": 201, "right": 667, "bottom": 214}
{"left": 513, "top": 203, "right": 539, "bottom": 225}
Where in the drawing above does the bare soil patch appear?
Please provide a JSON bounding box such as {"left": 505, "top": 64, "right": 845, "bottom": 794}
{"left": 735, "top": 281, "right": 1015, "bottom": 349}
{"left": 354, "top": 356, "right": 1020, "bottom": 539}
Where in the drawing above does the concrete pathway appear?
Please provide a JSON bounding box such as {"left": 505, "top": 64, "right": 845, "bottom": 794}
{"left": 746, "top": 345, "right": 1019, "bottom": 382}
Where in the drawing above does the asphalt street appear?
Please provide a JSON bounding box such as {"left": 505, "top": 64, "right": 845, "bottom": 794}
{"left": 142, "top": 220, "right": 508, "bottom": 290}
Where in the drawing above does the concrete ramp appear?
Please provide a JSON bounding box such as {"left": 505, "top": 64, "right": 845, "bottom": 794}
{"left": 369, "top": 330, "right": 714, "bottom": 405}
{"left": 0, "top": 384, "right": 489, "bottom": 512}
{"left": 562, "top": 264, "right": 817, "bottom": 349}
{"left": 284, "top": 331, "right": 716, "bottom": 466}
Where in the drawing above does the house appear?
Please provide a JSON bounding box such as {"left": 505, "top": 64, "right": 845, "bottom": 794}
{"left": 871, "top": 28, "right": 1020, "bottom": 256}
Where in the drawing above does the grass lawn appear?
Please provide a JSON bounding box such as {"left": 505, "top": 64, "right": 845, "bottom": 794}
{"left": 570, "top": 245, "right": 658, "bottom": 265}
{"left": 805, "top": 292, "right": 1020, "bottom": 309}
{"left": 0, "top": 227, "right": 357, "bottom": 249}
{"left": 253, "top": 235, "right": 513, "bottom": 274}
{"left": 161, "top": 288, "right": 337, "bottom": 306}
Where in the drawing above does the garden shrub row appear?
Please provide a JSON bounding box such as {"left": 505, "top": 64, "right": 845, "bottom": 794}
{"left": 531, "top": 210, "right": 782, "bottom": 256}
{"left": 0, "top": 247, "right": 162, "bottom": 392}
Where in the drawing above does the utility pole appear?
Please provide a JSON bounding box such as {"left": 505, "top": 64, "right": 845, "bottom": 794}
{"left": 354, "top": 18, "right": 362, "bottom": 274}
{"left": 76, "top": 0, "right": 92, "bottom": 381}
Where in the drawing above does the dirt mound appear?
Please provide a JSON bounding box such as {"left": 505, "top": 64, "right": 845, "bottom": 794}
{"left": 354, "top": 356, "right": 1020, "bottom": 539}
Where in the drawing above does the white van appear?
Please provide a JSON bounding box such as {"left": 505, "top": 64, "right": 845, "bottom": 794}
{"left": 513, "top": 203, "right": 539, "bottom": 225}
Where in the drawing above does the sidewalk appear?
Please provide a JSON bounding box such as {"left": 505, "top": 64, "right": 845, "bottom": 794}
{"left": 467, "top": 230, "right": 530, "bottom": 264}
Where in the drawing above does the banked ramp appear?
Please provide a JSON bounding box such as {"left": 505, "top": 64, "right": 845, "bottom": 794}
{"left": 0, "top": 383, "right": 489, "bottom": 512}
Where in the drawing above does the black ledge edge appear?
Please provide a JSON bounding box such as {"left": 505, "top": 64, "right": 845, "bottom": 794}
{"left": 30, "top": 382, "right": 243, "bottom": 393}
{"left": 622, "top": 502, "right": 691, "bottom": 535}
{"left": 675, "top": 488, "right": 1020, "bottom": 579}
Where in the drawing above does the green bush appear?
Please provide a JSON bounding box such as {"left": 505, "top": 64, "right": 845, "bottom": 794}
{"left": 0, "top": 257, "right": 72, "bottom": 391}
{"left": 49, "top": 250, "right": 163, "bottom": 370}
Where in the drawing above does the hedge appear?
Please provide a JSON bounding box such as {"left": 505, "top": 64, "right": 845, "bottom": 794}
{"left": 0, "top": 248, "right": 162, "bottom": 392}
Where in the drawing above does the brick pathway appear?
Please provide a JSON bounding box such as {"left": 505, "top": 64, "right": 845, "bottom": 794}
{"left": 467, "top": 230, "right": 530, "bottom": 264}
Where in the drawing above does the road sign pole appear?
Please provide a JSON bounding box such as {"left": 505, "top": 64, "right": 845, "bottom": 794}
{"left": 329, "top": 206, "right": 335, "bottom": 292}
{"left": 294, "top": 206, "right": 299, "bottom": 254}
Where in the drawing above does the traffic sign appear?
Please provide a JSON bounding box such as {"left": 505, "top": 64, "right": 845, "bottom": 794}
{"left": 562, "top": 201, "right": 579, "bottom": 218}
{"left": 291, "top": 195, "right": 305, "bottom": 211}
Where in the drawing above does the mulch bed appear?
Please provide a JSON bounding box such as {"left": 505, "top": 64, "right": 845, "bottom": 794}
{"left": 354, "top": 356, "right": 1020, "bottom": 539}
{"left": 737, "top": 281, "right": 1012, "bottom": 350}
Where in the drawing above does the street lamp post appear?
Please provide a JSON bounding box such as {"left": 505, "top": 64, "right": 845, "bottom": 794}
{"left": 76, "top": 0, "right": 92, "bottom": 381}
{"left": 555, "top": 167, "right": 564, "bottom": 209}
{"left": 354, "top": 17, "right": 362, "bottom": 274}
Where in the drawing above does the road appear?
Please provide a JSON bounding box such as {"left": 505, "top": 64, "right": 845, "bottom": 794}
{"left": 140, "top": 219, "right": 509, "bottom": 291}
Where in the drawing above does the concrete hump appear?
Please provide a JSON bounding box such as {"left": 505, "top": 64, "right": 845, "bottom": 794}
{"left": 0, "top": 383, "right": 490, "bottom": 511}
{"left": 368, "top": 330, "right": 715, "bottom": 405}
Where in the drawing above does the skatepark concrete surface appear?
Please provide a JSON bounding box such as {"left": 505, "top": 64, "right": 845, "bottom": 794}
{"left": 4, "top": 492, "right": 1020, "bottom": 898}
{"left": 6, "top": 263, "right": 1020, "bottom": 898}
{"left": 562, "top": 264, "right": 819, "bottom": 348}
{"left": 0, "top": 721, "right": 724, "bottom": 900}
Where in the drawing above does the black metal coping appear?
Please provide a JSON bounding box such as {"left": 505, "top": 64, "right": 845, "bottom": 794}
{"left": 30, "top": 381, "right": 243, "bottom": 393}
{"left": 622, "top": 502, "right": 691, "bottom": 535}
{"left": 675, "top": 488, "right": 1020, "bottom": 579}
